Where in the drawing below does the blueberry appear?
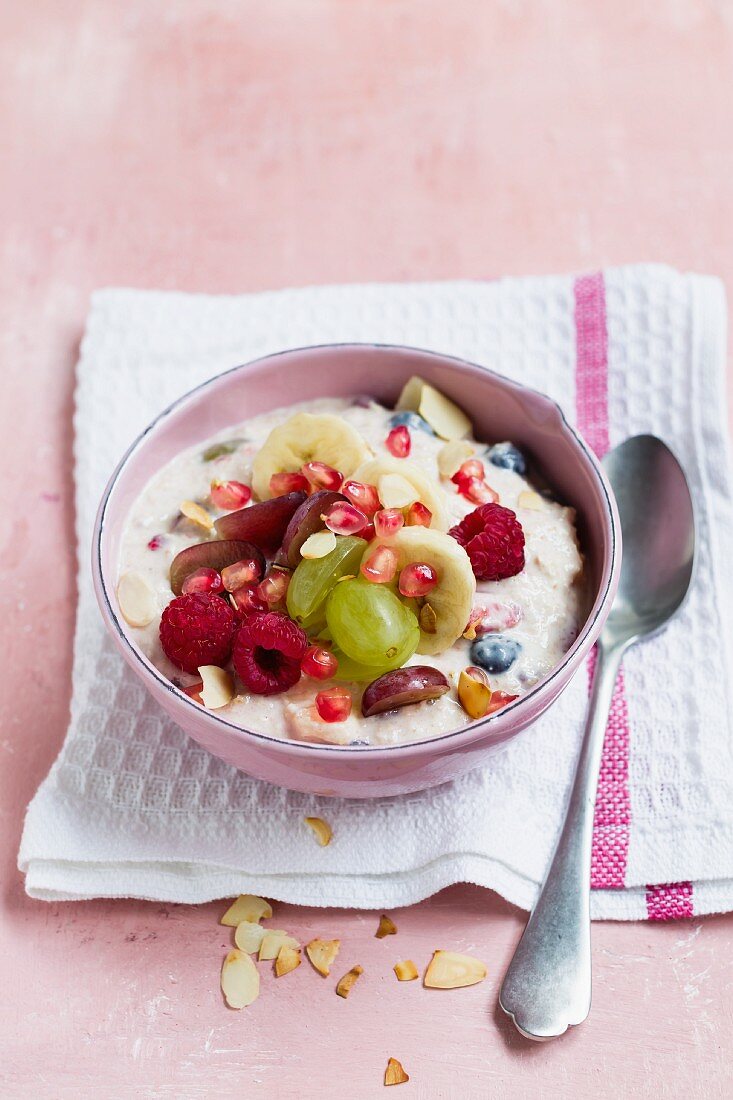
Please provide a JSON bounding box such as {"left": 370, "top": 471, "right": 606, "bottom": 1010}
{"left": 389, "top": 410, "right": 435, "bottom": 435}
{"left": 470, "top": 635, "right": 522, "bottom": 675}
{"left": 486, "top": 442, "right": 527, "bottom": 476}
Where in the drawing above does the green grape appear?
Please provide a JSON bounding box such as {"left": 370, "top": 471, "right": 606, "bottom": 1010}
{"left": 331, "top": 637, "right": 417, "bottom": 682}
{"left": 326, "top": 577, "right": 420, "bottom": 669}
{"left": 286, "top": 536, "right": 366, "bottom": 633}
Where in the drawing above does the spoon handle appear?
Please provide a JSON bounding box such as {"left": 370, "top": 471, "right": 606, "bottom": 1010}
{"left": 499, "top": 642, "right": 623, "bottom": 1040}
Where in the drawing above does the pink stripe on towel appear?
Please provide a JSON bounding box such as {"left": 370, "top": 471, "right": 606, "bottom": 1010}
{"left": 574, "top": 273, "right": 631, "bottom": 889}
{"left": 646, "top": 882, "right": 694, "bottom": 921}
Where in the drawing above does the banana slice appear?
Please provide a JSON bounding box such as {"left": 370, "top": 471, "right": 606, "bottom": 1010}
{"left": 351, "top": 457, "right": 449, "bottom": 531}
{"left": 363, "top": 527, "right": 475, "bottom": 655}
{"left": 252, "top": 413, "right": 372, "bottom": 500}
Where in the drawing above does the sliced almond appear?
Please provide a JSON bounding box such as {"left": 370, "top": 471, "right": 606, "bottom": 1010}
{"left": 233, "top": 920, "right": 266, "bottom": 954}
{"left": 275, "top": 943, "right": 302, "bottom": 977}
{"left": 220, "top": 949, "right": 260, "bottom": 1008}
{"left": 437, "top": 439, "right": 475, "bottom": 478}
{"left": 305, "top": 816, "right": 333, "bottom": 846}
{"left": 116, "top": 572, "right": 156, "bottom": 628}
{"left": 220, "top": 894, "right": 273, "bottom": 927}
{"left": 197, "top": 665, "right": 234, "bottom": 709}
{"left": 424, "top": 949, "right": 487, "bottom": 989}
{"left": 393, "top": 959, "right": 419, "bottom": 982}
{"left": 378, "top": 474, "right": 418, "bottom": 510}
{"left": 419, "top": 602, "right": 438, "bottom": 634}
{"left": 180, "top": 500, "right": 214, "bottom": 531}
{"left": 517, "top": 489, "right": 545, "bottom": 511}
{"left": 397, "top": 375, "right": 471, "bottom": 440}
{"left": 375, "top": 914, "right": 398, "bottom": 939}
{"left": 384, "top": 1057, "right": 410, "bottom": 1086}
{"left": 300, "top": 530, "right": 338, "bottom": 559}
{"left": 258, "top": 930, "right": 299, "bottom": 962}
{"left": 457, "top": 666, "right": 492, "bottom": 720}
{"left": 336, "top": 964, "right": 363, "bottom": 998}
{"left": 306, "top": 937, "right": 341, "bottom": 977}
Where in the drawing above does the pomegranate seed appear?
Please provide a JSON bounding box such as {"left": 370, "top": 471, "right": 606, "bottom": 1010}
{"left": 385, "top": 425, "right": 411, "bottom": 458}
{"left": 181, "top": 567, "right": 224, "bottom": 595}
{"left": 147, "top": 534, "right": 165, "bottom": 550}
{"left": 210, "top": 479, "right": 252, "bottom": 510}
{"left": 405, "top": 501, "right": 432, "bottom": 527}
{"left": 463, "top": 606, "right": 484, "bottom": 639}
{"left": 360, "top": 545, "right": 398, "bottom": 584}
{"left": 374, "top": 508, "right": 404, "bottom": 539}
{"left": 458, "top": 476, "right": 499, "bottom": 505}
{"left": 361, "top": 521, "right": 376, "bottom": 541}
{"left": 474, "top": 599, "right": 523, "bottom": 634}
{"left": 451, "top": 459, "right": 485, "bottom": 485}
{"left": 301, "top": 644, "right": 338, "bottom": 680}
{"left": 301, "top": 462, "right": 343, "bottom": 492}
{"left": 230, "top": 584, "right": 268, "bottom": 615}
{"left": 398, "top": 561, "right": 438, "bottom": 598}
{"left": 485, "top": 690, "right": 519, "bottom": 715}
{"left": 222, "top": 558, "right": 264, "bottom": 591}
{"left": 341, "top": 480, "right": 381, "bottom": 517}
{"left": 270, "top": 471, "right": 310, "bottom": 496}
{"left": 323, "top": 501, "right": 368, "bottom": 536}
{"left": 181, "top": 680, "right": 204, "bottom": 704}
{"left": 256, "top": 568, "right": 291, "bottom": 607}
{"left": 315, "top": 685, "right": 352, "bottom": 722}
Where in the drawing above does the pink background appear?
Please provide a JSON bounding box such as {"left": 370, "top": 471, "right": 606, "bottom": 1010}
{"left": 2, "top": 2, "right": 732, "bottom": 1096}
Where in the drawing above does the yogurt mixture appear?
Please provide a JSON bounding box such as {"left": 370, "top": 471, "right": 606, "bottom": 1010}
{"left": 117, "top": 379, "right": 585, "bottom": 746}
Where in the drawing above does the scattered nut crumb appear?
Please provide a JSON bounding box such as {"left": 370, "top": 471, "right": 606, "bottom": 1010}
{"left": 220, "top": 894, "right": 272, "bottom": 927}
{"left": 305, "top": 816, "right": 333, "bottom": 846}
{"left": 336, "top": 965, "right": 364, "bottom": 998}
{"left": 375, "top": 914, "right": 398, "bottom": 939}
{"left": 275, "top": 944, "right": 302, "bottom": 977}
{"left": 220, "top": 949, "right": 259, "bottom": 1008}
{"left": 423, "top": 949, "right": 487, "bottom": 989}
{"left": 305, "top": 938, "right": 341, "bottom": 976}
{"left": 384, "top": 1057, "right": 409, "bottom": 1086}
{"left": 393, "top": 959, "right": 419, "bottom": 982}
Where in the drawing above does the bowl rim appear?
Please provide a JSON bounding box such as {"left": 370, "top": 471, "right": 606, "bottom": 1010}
{"left": 93, "top": 341, "right": 620, "bottom": 760}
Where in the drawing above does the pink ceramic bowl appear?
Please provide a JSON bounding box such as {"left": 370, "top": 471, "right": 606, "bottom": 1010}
{"left": 93, "top": 344, "right": 620, "bottom": 798}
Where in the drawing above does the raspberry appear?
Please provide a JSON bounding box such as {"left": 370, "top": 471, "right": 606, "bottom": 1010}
{"left": 233, "top": 611, "right": 308, "bottom": 695}
{"left": 449, "top": 503, "right": 525, "bottom": 581}
{"left": 159, "top": 592, "right": 238, "bottom": 674}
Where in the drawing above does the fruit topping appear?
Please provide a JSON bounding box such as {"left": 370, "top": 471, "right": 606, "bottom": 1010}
{"left": 256, "top": 567, "right": 291, "bottom": 607}
{"left": 405, "top": 500, "right": 432, "bottom": 527}
{"left": 452, "top": 461, "right": 500, "bottom": 505}
{"left": 470, "top": 599, "right": 522, "bottom": 635}
{"left": 457, "top": 665, "right": 492, "bottom": 719}
{"left": 202, "top": 438, "right": 243, "bottom": 462}
{"left": 210, "top": 479, "right": 252, "bottom": 510}
{"left": 362, "top": 665, "right": 450, "bottom": 717}
{"left": 275, "top": 944, "right": 302, "bottom": 977}
{"left": 315, "top": 685, "right": 353, "bottom": 722}
{"left": 230, "top": 584, "right": 268, "bottom": 616}
{"left": 305, "top": 816, "right": 333, "bottom": 845}
{"left": 300, "top": 530, "right": 338, "bottom": 559}
{"left": 517, "top": 489, "right": 544, "bottom": 511}
{"left": 276, "top": 489, "right": 347, "bottom": 568}
{"left": 486, "top": 690, "right": 519, "bottom": 714}
{"left": 301, "top": 644, "right": 339, "bottom": 680}
{"left": 398, "top": 562, "right": 437, "bottom": 598}
{"left": 170, "top": 539, "right": 266, "bottom": 596}
{"left": 251, "top": 412, "right": 371, "bottom": 500}
{"left": 147, "top": 534, "right": 165, "bottom": 550}
{"left": 393, "top": 960, "right": 419, "bottom": 981}
{"left": 328, "top": 576, "right": 420, "bottom": 669}
{"left": 352, "top": 457, "right": 448, "bottom": 530}
{"left": 449, "top": 503, "right": 525, "bottom": 581}
{"left": 360, "top": 545, "right": 399, "bottom": 584}
{"left": 286, "top": 535, "right": 367, "bottom": 632}
{"left": 389, "top": 409, "right": 435, "bottom": 435}
{"left": 385, "top": 1058, "right": 410, "bottom": 1086}
{"left": 374, "top": 508, "right": 405, "bottom": 539}
{"left": 341, "top": 479, "right": 381, "bottom": 516}
{"left": 306, "top": 938, "right": 341, "bottom": 976}
{"left": 423, "top": 949, "right": 487, "bottom": 988}
{"left": 269, "top": 470, "right": 310, "bottom": 496}
{"left": 232, "top": 611, "right": 307, "bottom": 695}
{"left": 181, "top": 567, "right": 224, "bottom": 596}
{"left": 181, "top": 680, "right": 204, "bottom": 704}
{"left": 180, "top": 500, "right": 214, "bottom": 531}
{"left": 385, "top": 424, "right": 411, "bottom": 458}
{"left": 197, "top": 665, "right": 235, "bottom": 708}
{"left": 323, "top": 500, "right": 369, "bottom": 536}
{"left": 396, "top": 375, "right": 471, "bottom": 440}
{"left": 375, "top": 914, "right": 397, "bottom": 938}
{"left": 378, "top": 473, "right": 418, "bottom": 510}
{"left": 159, "top": 592, "right": 238, "bottom": 673}
{"left": 221, "top": 949, "right": 259, "bottom": 1008}
{"left": 487, "top": 441, "right": 527, "bottom": 475}
{"left": 471, "top": 634, "right": 523, "bottom": 674}
{"left": 336, "top": 965, "right": 364, "bottom": 998}
{"left": 214, "top": 491, "right": 307, "bottom": 554}
{"left": 220, "top": 893, "right": 272, "bottom": 926}
{"left": 221, "top": 556, "right": 265, "bottom": 592}
{"left": 452, "top": 457, "right": 485, "bottom": 484}
{"left": 437, "top": 439, "right": 475, "bottom": 478}
{"left": 117, "top": 571, "right": 156, "bottom": 628}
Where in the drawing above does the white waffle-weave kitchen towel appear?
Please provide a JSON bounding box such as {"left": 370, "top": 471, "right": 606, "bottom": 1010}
{"left": 18, "top": 264, "right": 733, "bottom": 920}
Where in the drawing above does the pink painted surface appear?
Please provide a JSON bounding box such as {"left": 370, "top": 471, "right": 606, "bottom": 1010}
{"left": 2, "top": 2, "right": 733, "bottom": 1096}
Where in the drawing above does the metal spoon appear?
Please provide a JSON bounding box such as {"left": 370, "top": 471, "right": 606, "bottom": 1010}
{"left": 499, "top": 434, "right": 696, "bottom": 1041}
